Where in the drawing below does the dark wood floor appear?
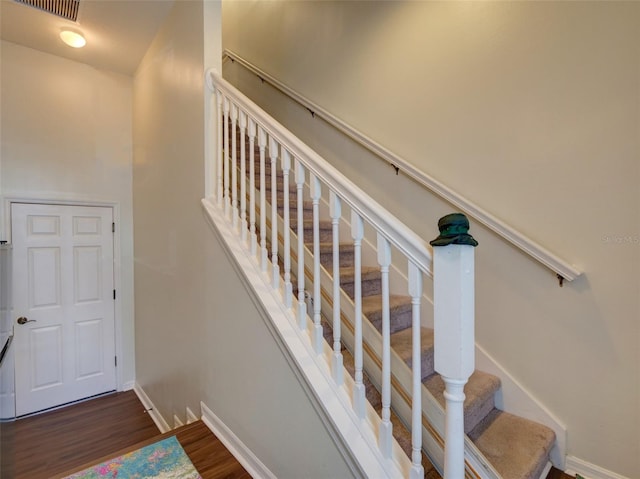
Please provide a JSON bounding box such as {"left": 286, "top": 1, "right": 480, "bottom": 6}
{"left": 547, "top": 467, "right": 574, "bottom": 479}
{"left": 0, "top": 391, "right": 249, "bottom": 479}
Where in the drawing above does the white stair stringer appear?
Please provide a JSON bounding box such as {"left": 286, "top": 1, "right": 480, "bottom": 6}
{"left": 201, "top": 197, "right": 412, "bottom": 479}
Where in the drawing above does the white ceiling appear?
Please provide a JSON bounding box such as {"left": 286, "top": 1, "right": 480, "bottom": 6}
{"left": 0, "top": 0, "right": 175, "bottom": 76}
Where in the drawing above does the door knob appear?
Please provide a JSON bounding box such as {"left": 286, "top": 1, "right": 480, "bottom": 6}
{"left": 17, "top": 317, "right": 36, "bottom": 325}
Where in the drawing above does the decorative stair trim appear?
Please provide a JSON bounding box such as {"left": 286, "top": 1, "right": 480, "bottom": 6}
{"left": 133, "top": 382, "right": 171, "bottom": 434}
{"left": 186, "top": 407, "right": 199, "bottom": 425}
{"left": 201, "top": 402, "right": 277, "bottom": 479}
{"left": 223, "top": 48, "right": 582, "bottom": 282}
{"left": 202, "top": 197, "right": 411, "bottom": 478}
{"left": 173, "top": 414, "right": 184, "bottom": 428}
{"left": 565, "top": 456, "right": 631, "bottom": 479}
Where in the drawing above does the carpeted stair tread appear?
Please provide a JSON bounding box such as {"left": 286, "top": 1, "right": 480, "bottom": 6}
{"left": 423, "top": 370, "right": 501, "bottom": 434}
{"left": 362, "top": 294, "right": 413, "bottom": 334}
{"left": 468, "top": 409, "right": 555, "bottom": 479}
{"left": 389, "top": 326, "right": 435, "bottom": 379}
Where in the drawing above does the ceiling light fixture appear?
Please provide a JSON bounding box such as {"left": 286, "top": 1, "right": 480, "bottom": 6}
{"left": 60, "top": 30, "right": 86, "bottom": 48}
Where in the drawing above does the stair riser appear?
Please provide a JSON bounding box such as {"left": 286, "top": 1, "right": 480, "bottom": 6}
{"left": 319, "top": 250, "right": 354, "bottom": 269}
{"left": 367, "top": 308, "right": 412, "bottom": 336}
{"left": 296, "top": 223, "right": 332, "bottom": 243}
{"left": 340, "top": 277, "right": 382, "bottom": 299}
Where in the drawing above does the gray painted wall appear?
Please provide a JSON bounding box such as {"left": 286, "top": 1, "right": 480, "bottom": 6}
{"left": 132, "top": 2, "right": 356, "bottom": 477}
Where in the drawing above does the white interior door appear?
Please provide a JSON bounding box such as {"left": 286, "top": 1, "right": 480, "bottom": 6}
{"left": 11, "top": 203, "right": 116, "bottom": 416}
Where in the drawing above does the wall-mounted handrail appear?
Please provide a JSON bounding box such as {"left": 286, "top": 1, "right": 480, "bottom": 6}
{"left": 222, "top": 49, "right": 582, "bottom": 283}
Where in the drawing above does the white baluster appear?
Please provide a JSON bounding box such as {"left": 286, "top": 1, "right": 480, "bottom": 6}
{"left": 377, "top": 232, "right": 392, "bottom": 458}
{"left": 310, "top": 174, "right": 323, "bottom": 353}
{"left": 216, "top": 89, "right": 223, "bottom": 206}
{"left": 230, "top": 104, "right": 238, "bottom": 228}
{"left": 248, "top": 118, "right": 257, "bottom": 255}
{"left": 223, "top": 97, "right": 230, "bottom": 217}
{"left": 239, "top": 110, "right": 248, "bottom": 242}
{"left": 330, "top": 192, "right": 343, "bottom": 385}
{"left": 408, "top": 261, "right": 425, "bottom": 479}
{"left": 258, "top": 127, "right": 268, "bottom": 271}
{"left": 269, "top": 137, "right": 280, "bottom": 289}
{"left": 432, "top": 214, "right": 477, "bottom": 479}
{"left": 282, "top": 149, "right": 293, "bottom": 308}
{"left": 351, "top": 211, "right": 365, "bottom": 418}
{"left": 295, "top": 160, "right": 307, "bottom": 329}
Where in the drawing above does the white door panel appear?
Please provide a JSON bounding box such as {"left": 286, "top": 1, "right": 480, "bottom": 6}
{"left": 12, "top": 203, "right": 116, "bottom": 416}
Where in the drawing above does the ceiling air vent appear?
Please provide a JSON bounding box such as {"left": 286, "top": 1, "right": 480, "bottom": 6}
{"left": 14, "top": 0, "right": 80, "bottom": 22}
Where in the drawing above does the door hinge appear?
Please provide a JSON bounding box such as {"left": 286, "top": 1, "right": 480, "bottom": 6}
{"left": 112, "top": 222, "right": 115, "bottom": 233}
{"left": 113, "top": 289, "right": 116, "bottom": 300}
{"left": 115, "top": 356, "right": 117, "bottom": 367}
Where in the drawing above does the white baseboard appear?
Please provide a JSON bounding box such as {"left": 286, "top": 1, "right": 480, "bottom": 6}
{"left": 186, "top": 406, "right": 199, "bottom": 424}
{"left": 133, "top": 382, "right": 171, "bottom": 433}
{"left": 122, "top": 380, "right": 135, "bottom": 391}
{"left": 565, "top": 456, "right": 631, "bottom": 479}
{"left": 201, "top": 401, "right": 276, "bottom": 479}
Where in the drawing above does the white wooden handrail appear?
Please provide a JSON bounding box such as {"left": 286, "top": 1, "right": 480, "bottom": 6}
{"left": 222, "top": 49, "right": 582, "bottom": 283}
{"left": 208, "top": 68, "right": 433, "bottom": 278}
{"left": 207, "top": 68, "right": 478, "bottom": 478}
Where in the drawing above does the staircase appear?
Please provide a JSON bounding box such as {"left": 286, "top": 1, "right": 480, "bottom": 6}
{"left": 209, "top": 71, "right": 555, "bottom": 479}
{"left": 231, "top": 125, "right": 556, "bottom": 479}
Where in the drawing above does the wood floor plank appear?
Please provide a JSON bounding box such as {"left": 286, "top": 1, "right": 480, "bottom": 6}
{"left": 174, "top": 422, "right": 250, "bottom": 479}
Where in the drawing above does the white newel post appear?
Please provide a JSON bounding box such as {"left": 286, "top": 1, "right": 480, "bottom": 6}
{"left": 431, "top": 213, "right": 478, "bottom": 479}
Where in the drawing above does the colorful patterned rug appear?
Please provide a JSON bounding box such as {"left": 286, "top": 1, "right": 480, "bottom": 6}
{"left": 63, "top": 435, "right": 202, "bottom": 479}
